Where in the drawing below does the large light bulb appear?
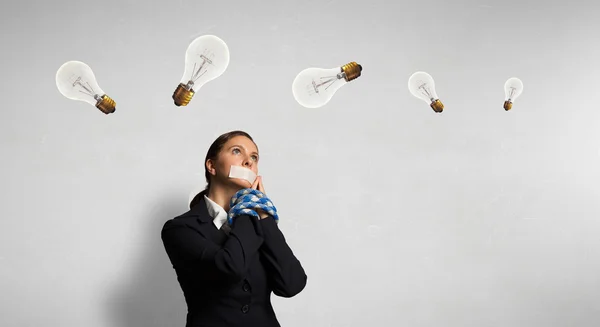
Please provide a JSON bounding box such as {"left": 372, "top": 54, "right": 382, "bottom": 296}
{"left": 172, "top": 35, "right": 230, "bottom": 106}
{"left": 55, "top": 61, "right": 116, "bottom": 114}
{"left": 408, "top": 71, "right": 444, "bottom": 113}
{"left": 503, "top": 77, "right": 523, "bottom": 111}
{"left": 292, "top": 61, "right": 362, "bottom": 108}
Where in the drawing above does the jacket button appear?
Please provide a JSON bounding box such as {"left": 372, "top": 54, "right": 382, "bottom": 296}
{"left": 241, "top": 304, "right": 249, "bottom": 313}
{"left": 243, "top": 283, "right": 250, "bottom": 292}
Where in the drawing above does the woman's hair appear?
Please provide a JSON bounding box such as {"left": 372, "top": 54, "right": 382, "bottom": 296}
{"left": 189, "top": 130, "right": 256, "bottom": 209}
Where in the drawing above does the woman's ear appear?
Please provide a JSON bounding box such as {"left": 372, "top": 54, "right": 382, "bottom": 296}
{"left": 206, "top": 159, "right": 216, "bottom": 176}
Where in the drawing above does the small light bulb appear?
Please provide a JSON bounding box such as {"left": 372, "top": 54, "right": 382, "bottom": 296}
{"left": 173, "top": 35, "right": 230, "bottom": 107}
{"left": 292, "top": 61, "right": 362, "bottom": 108}
{"left": 408, "top": 71, "right": 444, "bottom": 113}
{"left": 503, "top": 77, "right": 523, "bottom": 111}
{"left": 55, "top": 61, "right": 116, "bottom": 114}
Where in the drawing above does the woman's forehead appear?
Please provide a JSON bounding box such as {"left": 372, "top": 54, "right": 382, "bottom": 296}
{"left": 224, "top": 136, "right": 258, "bottom": 152}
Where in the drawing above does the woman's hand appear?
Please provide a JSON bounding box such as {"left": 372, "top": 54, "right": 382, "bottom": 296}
{"left": 251, "top": 176, "right": 266, "bottom": 194}
{"left": 251, "top": 176, "right": 269, "bottom": 219}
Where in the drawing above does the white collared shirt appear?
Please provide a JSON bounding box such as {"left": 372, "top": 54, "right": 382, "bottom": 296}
{"left": 204, "top": 195, "right": 231, "bottom": 234}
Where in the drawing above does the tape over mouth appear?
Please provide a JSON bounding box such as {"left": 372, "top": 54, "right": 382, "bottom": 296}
{"left": 228, "top": 165, "right": 257, "bottom": 185}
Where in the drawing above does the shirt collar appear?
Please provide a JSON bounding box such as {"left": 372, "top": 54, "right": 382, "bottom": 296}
{"left": 203, "top": 194, "right": 229, "bottom": 230}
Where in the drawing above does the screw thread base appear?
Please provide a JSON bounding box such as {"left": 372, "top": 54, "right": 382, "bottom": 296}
{"left": 430, "top": 99, "right": 444, "bottom": 113}
{"left": 341, "top": 62, "right": 362, "bottom": 81}
{"left": 96, "top": 95, "right": 116, "bottom": 114}
{"left": 173, "top": 83, "right": 195, "bottom": 106}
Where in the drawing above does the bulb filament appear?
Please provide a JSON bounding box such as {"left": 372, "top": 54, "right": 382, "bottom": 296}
{"left": 186, "top": 53, "right": 214, "bottom": 89}
{"left": 507, "top": 87, "right": 517, "bottom": 101}
{"left": 72, "top": 76, "right": 97, "bottom": 98}
{"left": 418, "top": 83, "right": 435, "bottom": 101}
{"left": 311, "top": 73, "right": 344, "bottom": 93}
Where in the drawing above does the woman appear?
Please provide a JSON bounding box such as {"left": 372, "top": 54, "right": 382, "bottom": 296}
{"left": 161, "top": 130, "right": 307, "bottom": 327}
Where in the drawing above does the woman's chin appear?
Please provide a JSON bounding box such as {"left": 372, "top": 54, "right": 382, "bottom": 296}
{"left": 228, "top": 178, "right": 252, "bottom": 190}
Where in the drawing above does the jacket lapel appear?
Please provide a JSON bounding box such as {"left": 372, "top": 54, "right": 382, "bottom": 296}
{"left": 188, "top": 190, "right": 228, "bottom": 245}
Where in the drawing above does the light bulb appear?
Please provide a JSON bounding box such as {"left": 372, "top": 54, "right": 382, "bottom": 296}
{"left": 292, "top": 61, "right": 362, "bottom": 108}
{"left": 503, "top": 77, "right": 523, "bottom": 111}
{"left": 408, "top": 71, "right": 444, "bottom": 113}
{"left": 173, "top": 35, "right": 230, "bottom": 106}
{"left": 55, "top": 61, "right": 116, "bottom": 114}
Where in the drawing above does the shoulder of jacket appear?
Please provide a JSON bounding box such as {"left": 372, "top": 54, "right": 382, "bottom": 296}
{"left": 162, "top": 210, "right": 198, "bottom": 229}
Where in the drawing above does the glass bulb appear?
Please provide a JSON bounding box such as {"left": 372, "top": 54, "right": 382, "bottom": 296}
{"left": 504, "top": 77, "right": 523, "bottom": 102}
{"left": 504, "top": 77, "right": 523, "bottom": 101}
{"left": 503, "top": 77, "right": 523, "bottom": 110}
{"left": 292, "top": 62, "right": 362, "bottom": 108}
{"left": 173, "top": 35, "right": 230, "bottom": 106}
{"left": 408, "top": 71, "right": 443, "bottom": 112}
{"left": 56, "top": 61, "right": 116, "bottom": 114}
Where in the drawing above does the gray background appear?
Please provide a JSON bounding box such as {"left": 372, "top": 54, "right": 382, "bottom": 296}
{"left": 2, "top": 0, "right": 600, "bottom": 326}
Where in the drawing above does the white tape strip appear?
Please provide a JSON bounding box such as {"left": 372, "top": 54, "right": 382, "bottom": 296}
{"left": 228, "top": 165, "right": 257, "bottom": 185}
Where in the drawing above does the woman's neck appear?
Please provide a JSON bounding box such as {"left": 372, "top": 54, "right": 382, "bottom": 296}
{"left": 206, "top": 183, "right": 240, "bottom": 212}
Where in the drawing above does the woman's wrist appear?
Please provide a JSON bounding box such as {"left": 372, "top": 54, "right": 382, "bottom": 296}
{"left": 257, "top": 209, "right": 270, "bottom": 219}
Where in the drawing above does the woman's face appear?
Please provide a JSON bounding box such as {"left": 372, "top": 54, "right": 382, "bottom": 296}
{"left": 207, "top": 135, "right": 259, "bottom": 189}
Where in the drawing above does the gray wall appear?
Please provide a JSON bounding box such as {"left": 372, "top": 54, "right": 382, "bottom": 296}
{"left": 2, "top": 0, "right": 600, "bottom": 326}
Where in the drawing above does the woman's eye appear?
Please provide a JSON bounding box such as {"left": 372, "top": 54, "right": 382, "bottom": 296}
{"left": 232, "top": 148, "right": 241, "bottom": 154}
{"left": 251, "top": 155, "right": 258, "bottom": 161}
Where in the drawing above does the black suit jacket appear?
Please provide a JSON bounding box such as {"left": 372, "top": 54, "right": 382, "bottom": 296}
{"left": 161, "top": 190, "right": 307, "bottom": 327}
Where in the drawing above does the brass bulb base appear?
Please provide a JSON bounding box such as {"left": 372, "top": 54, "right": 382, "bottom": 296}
{"left": 341, "top": 62, "right": 362, "bottom": 82}
{"left": 96, "top": 95, "right": 116, "bottom": 114}
{"left": 430, "top": 99, "right": 444, "bottom": 113}
{"left": 173, "top": 83, "right": 195, "bottom": 106}
{"left": 504, "top": 100, "right": 513, "bottom": 111}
